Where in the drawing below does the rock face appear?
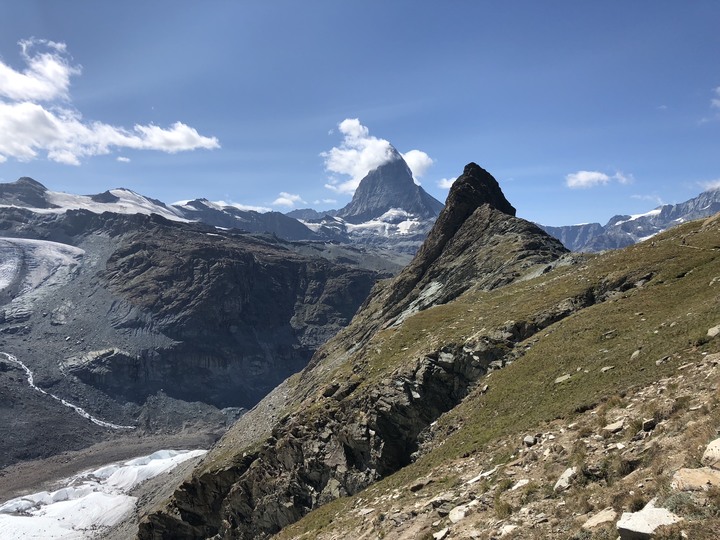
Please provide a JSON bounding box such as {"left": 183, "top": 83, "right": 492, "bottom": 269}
{"left": 0, "top": 177, "right": 57, "bottom": 209}
{"left": 335, "top": 149, "right": 444, "bottom": 224}
{"left": 0, "top": 208, "right": 381, "bottom": 466}
{"left": 136, "top": 163, "right": 571, "bottom": 540}
{"left": 370, "top": 162, "right": 567, "bottom": 327}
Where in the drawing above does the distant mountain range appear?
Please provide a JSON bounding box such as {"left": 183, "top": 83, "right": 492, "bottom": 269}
{"left": 540, "top": 188, "right": 720, "bottom": 251}
{"left": 2, "top": 160, "right": 719, "bottom": 255}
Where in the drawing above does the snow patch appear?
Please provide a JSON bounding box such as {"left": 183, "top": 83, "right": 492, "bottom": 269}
{"left": 612, "top": 208, "right": 662, "bottom": 227}
{"left": 0, "top": 189, "right": 191, "bottom": 222}
{"left": 0, "top": 449, "right": 206, "bottom": 539}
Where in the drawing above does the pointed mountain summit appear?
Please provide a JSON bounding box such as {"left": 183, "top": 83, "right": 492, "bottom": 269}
{"left": 377, "top": 162, "right": 567, "bottom": 324}
{"left": 335, "top": 148, "right": 444, "bottom": 224}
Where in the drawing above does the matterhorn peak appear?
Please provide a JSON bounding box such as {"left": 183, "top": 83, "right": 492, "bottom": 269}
{"left": 335, "top": 150, "right": 443, "bottom": 224}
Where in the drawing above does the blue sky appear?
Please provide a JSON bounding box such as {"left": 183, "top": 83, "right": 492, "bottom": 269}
{"left": 0, "top": 1, "right": 718, "bottom": 226}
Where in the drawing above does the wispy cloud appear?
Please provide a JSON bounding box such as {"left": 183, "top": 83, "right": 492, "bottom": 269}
{"left": 631, "top": 193, "right": 664, "bottom": 206}
{"left": 272, "top": 192, "right": 306, "bottom": 208}
{"left": 712, "top": 87, "right": 720, "bottom": 110}
{"left": 116, "top": 156, "right": 130, "bottom": 163}
{"left": 0, "top": 38, "right": 219, "bottom": 166}
{"left": 699, "top": 178, "right": 720, "bottom": 191}
{"left": 565, "top": 170, "right": 634, "bottom": 189}
{"left": 321, "top": 118, "right": 433, "bottom": 194}
{"left": 437, "top": 177, "right": 457, "bottom": 189}
{"left": 314, "top": 198, "right": 337, "bottom": 205}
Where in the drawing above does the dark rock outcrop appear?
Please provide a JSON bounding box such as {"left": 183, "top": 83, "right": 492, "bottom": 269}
{"left": 371, "top": 162, "right": 566, "bottom": 326}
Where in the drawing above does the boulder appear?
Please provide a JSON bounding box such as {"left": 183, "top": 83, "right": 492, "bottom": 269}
{"left": 523, "top": 435, "right": 537, "bottom": 447}
{"left": 671, "top": 467, "right": 720, "bottom": 491}
{"left": 617, "top": 499, "right": 682, "bottom": 539}
{"left": 707, "top": 324, "right": 720, "bottom": 338}
{"left": 582, "top": 507, "right": 617, "bottom": 530}
{"left": 553, "top": 466, "right": 577, "bottom": 492}
{"left": 701, "top": 437, "right": 720, "bottom": 469}
{"left": 603, "top": 419, "right": 624, "bottom": 434}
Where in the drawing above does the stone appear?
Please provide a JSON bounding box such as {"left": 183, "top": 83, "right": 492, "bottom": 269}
{"left": 630, "top": 349, "right": 641, "bottom": 360}
{"left": 554, "top": 466, "right": 577, "bottom": 492}
{"left": 601, "top": 365, "right": 615, "bottom": 373}
{"left": 707, "top": 324, "right": 720, "bottom": 338}
{"left": 617, "top": 499, "right": 682, "bottom": 539}
{"left": 523, "top": 435, "right": 537, "bottom": 447}
{"left": 554, "top": 374, "right": 571, "bottom": 384}
{"left": 641, "top": 418, "right": 656, "bottom": 432}
{"left": 409, "top": 477, "right": 433, "bottom": 492}
{"left": 448, "top": 504, "right": 468, "bottom": 523}
{"left": 702, "top": 437, "right": 720, "bottom": 469}
{"left": 466, "top": 466, "right": 498, "bottom": 484}
{"left": 511, "top": 478, "right": 530, "bottom": 491}
{"left": 603, "top": 419, "right": 624, "bottom": 434}
{"left": 499, "top": 524, "right": 518, "bottom": 536}
{"left": 671, "top": 467, "right": 720, "bottom": 491}
{"left": 582, "top": 507, "right": 617, "bottom": 530}
{"left": 433, "top": 527, "right": 449, "bottom": 540}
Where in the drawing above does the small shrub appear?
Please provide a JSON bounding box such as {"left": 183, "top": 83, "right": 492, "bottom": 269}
{"left": 496, "top": 477, "right": 513, "bottom": 493}
{"left": 494, "top": 497, "right": 514, "bottom": 518}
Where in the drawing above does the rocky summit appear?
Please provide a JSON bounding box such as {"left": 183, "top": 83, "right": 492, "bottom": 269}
{"left": 131, "top": 164, "right": 720, "bottom": 540}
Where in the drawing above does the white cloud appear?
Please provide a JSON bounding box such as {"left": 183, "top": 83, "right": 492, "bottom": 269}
{"left": 0, "top": 39, "right": 219, "bottom": 165}
{"left": 322, "top": 118, "right": 434, "bottom": 194}
{"left": 565, "top": 171, "right": 611, "bottom": 189}
{"left": 565, "top": 170, "right": 633, "bottom": 189}
{"left": 314, "top": 198, "right": 337, "bottom": 204}
{"left": 116, "top": 156, "right": 130, "bottom": 163}
{"left": 437, "top": 177, "right": 457, "bottom": 189}
{"left": 401, "top": 149, "right": 434, "bottom": 182}
{"left": 0, "top": 39, "right": 79, "bottom": 102}
{"left": 631, "top": 193, "right": 664, "bottom": 206}
{"left": 614, "top": 171, "right": 634, "bottom": 184}
{"left": 272, "top": 192, "right": 306, "bottom": 208}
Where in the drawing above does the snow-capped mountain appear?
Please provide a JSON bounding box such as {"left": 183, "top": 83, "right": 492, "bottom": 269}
{"left": 334, "top": 148, "right": 443, "bottom": 224}
{"left": 290, "top": 150, "right": 445, "bottom": 252}
{"left": 541, "top": 188, "right": 720, "bottom": 251}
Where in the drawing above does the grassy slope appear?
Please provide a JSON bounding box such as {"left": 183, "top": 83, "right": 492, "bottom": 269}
{"left": 276, "top": 215, "right": 720, "bottom": 538}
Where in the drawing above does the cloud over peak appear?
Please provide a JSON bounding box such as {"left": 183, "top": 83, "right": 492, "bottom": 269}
{"left": 272, "top": 192, "right": 306, "bottom": 208}
{"left": 322, "top": 118, "right": 434, "bottom": 194}
{"left": 0, "top": 38, "right": 219, "bottom": 166}
{"left": 565, "top": 170, "right": 634, "bottom": 189}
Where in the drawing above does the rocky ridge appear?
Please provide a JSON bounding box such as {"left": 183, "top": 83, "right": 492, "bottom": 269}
{"left": 135, "top": 170, "right": 720, "bottom": 539}
{"left": 135, "top": 164, "right": 576, "bottom": 539}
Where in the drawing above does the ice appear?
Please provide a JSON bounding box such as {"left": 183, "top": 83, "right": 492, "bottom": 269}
{"left": 0, "top": 449, "right": 206, "bottom": 539}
